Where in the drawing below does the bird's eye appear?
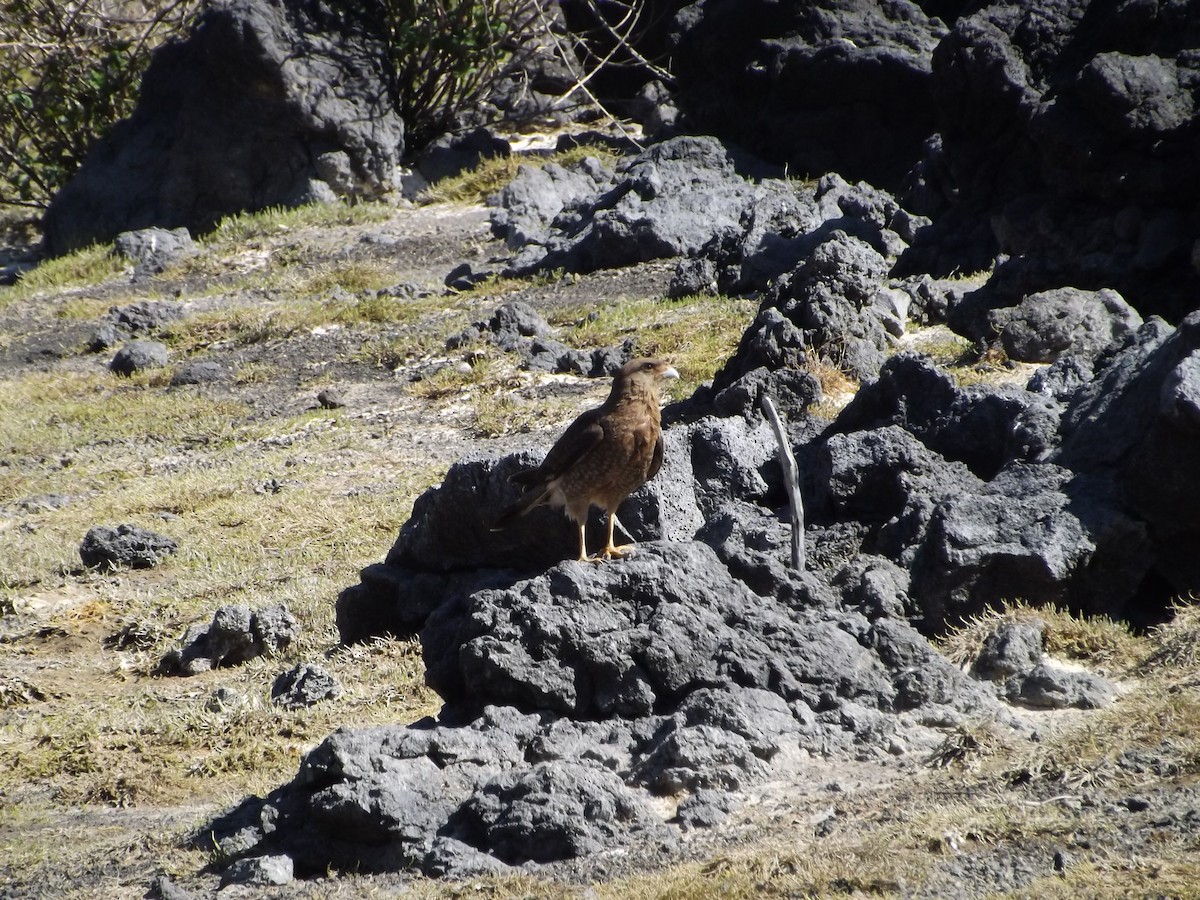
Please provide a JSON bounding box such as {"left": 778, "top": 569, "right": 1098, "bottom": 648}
{"left": 643, "top": 362, "right": 654, "bottom": 370}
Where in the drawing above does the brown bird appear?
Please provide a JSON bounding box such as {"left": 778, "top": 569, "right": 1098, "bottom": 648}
{"left": 493, "top": 357, "right": 679, "bottom": 562}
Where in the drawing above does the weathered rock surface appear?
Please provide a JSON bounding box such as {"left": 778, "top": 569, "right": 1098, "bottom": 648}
{"left": 272, "top": 663, "right": 341, "bottom": 709}
{"left": 970, "top": 620, "right": 1115, "bottom": 711}
{"left": 924, "top": 0, "right": 1200, "bottom": 319}
{"left": 113, "top": 227, "right": 197, "bottom": 279}
{"left": 1055, "top": 312, "right": 1200, "bottom": 605}
{"left": 79, "top": 524, "right": 177, "bottom": 571}
{"left": 109, "top": 340, "right": 170, "bottom": 376}
{"left": 668, "top": 0, "right": 948, "bottom": 192}
{"left": 43, "top": 0, "right": 404, "bottom": 254}
{"left": 213, "top": 536, "right": 1004, "bottom": 876}
{"left": 159, "top": 604, "right": 299, "bottom": 675}
{"left": 990, "top": 287, "right": 1143, "bottom": 365}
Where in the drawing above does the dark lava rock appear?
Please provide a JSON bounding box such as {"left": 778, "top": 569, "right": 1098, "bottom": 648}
{"left": 1055, "top": 312, "right": 1200, "bottom": 603}
{"left": 1003, "top": 663, "right": 1114, "bottom": 710}
{"left": 220, "top": 854, "right": 293, "bottom": 887}
{"left": 668, "top": 0, "right": 948, "bottom": 192}
{"left": 159, "top": 603, "right": 299, "bottom": 675}
{"left": 107, "top": 299, "right": 185, "bottom": 334}
{"left": 113, "top": 227, "right": 196, "bottom": 278}
{"left": 88, "top": 323, "right": 126, "bottom": 352}
{"left": 928, "top": 0, "right": 1200, "bottom": 318}
{"left": 990, "top": 287, "right": 1143, "bottom": 365}
{"left": 42, "top": 0, "right": 404, "bottom": 254}
{"left": 446, "top": 761, "right": 670, "bottom": 864}
{"left": 416, "top": 127, "right": 510, "bottom": 185}
{"left": 170, "top": 360, "right": 228, "bottom": 386}
{"left": 79, "top": 523, "right": 177, "bottom": 571}
{"left": 109, "top": 340, "right": 169, "bottom": 375}
{"left": 272, "top": 663, "right": 342, "bottom": 709}
{"left": 971, "top": 621, "right": 1044, "bottom": 681}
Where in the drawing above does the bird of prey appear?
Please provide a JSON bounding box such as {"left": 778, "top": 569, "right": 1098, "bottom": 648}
{"left": 493, "top": 357, "right": 679, "bottom": 562}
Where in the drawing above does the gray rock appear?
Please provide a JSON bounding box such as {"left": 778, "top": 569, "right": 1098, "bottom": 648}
{"left": 159, "top": 603, "right": 298, "bottom": 675}
{"left": 992, "top": 287, "right": 1143, "bottom": 364}
{"left": 316, "top": 389, "right": 344, "bottom": 409}
{"left": 499, "top": 136, "right": 782, "bottom": 276}
{"left": 971, "top": 622, "right": 1045, "bottom": 681}
{"left": 205, "top": 686, "right": 248, "bottom": 713}
{"left": 1056, "top": 313, "right": 1200, "bottom": 600}
{"left": 634, "top": 725, "right": 766, "bottom": 793}
{"left": 490, "top": 157, "right": 613, "bottom": 251}
{"left": 447, "top": 761, "right": 671, "bottom": 864}
{"left": 109, "top": 340, "right": 169, "bottom": 375}
{"left": 712, "top": 228, "right": 901, "bottom": 382}
{"left": 170, "top": 360, "right": 228, "bottom": 386}
{"left": 1004, "top": 663, "right": 1115, "bottom": 710}
{"left": 220, "top": 854, "right": 293, "bottom": 886}
{"left": 669, "top": 0, "right": 946, "bottom": 192}
{"left": 417, "top": 127, "right": 510, "bottom": 184}
{"left": 88, "top": 322, "right": 126, "bottom": 352}
{"left": 43, "top": 0, "right": 405, "bottom": 254}
{"left": 113, "top": 227, "right": 196, "bottom": 278}
{"left": 667, "top": 257, "right": 718, "bottom": 298}
{"left": 423, "top": 836, "right": 512, "bottom": 878}
{"left": 909, "top": 464, "right": 1151, "bottom": 629}
{"left": 1027, "top": 356, "right": 1093, "bottom": 403}
{"left": 675, "top": 789, "right": 740, "bottom": 830}
{"left": 146, "top": 875, "right": 201, "bottom": 900}
{"left": 272, "top": 663, "right": 341, "bottom": 709}
{"left": 832, "top": 352, "right": 1063, "bottom": 479}
{"left": 79, "top": 523, "right": 177, "bottom": 570}
{"left": 931, "top": 0, "right": 1200, "bottom": 319}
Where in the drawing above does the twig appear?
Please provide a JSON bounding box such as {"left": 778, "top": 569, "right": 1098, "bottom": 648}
{"left": 761, "top": 395, "right": 804, "bottom": 571}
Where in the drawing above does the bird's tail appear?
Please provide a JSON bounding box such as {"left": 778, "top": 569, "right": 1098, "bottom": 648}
{"left": 490, "top": 487, "right": 549, "bottom": 531}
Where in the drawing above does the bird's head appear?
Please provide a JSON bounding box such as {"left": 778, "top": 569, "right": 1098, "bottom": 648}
{"left": 615, "top": 357, "right": 680, "bottom": 399}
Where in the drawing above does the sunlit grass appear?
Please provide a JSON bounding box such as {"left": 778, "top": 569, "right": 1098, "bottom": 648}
{"left": 421, "top": 143, "right": 621, "bottom": 205}
{"left": 202, "top": 201, "right": 393, "bottom": 248}
{"left": 549, "top": 293, "right": 758, "bottom": 397}
{"left": 0, "top": 370, "right": 251, "bottom": 465}
{"left": 0, "top": 244, "right": 125, "bottom": 307}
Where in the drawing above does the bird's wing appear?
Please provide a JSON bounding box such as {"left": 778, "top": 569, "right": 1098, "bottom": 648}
{"left": 647, "top": 430, "right": 665, "bottom": 481}
{"left": 518, "top": 407, "right": 606, "bottom": 483}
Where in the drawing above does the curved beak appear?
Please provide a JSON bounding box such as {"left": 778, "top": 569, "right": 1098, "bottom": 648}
{"left": 661, "top": 366, "right": 680, "bottom": 380}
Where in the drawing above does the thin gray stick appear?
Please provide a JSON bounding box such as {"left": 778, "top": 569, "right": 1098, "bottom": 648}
{"left": 761, "top": 395, "right": 805, "bottom": 571}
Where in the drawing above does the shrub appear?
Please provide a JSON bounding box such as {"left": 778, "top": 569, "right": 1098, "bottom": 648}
{"left": 0, "top": 1, "right": 200, "bottom": 212}
{"left": 369, "top": 0, "right": 545, "bottom": 149}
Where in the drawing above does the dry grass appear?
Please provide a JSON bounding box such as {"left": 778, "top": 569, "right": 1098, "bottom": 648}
{"left": 936, "top": 600, "right": 1144, "bottom": 674}
{"left": 0, "top": 244, "right": 126, "bottom": 305}
{"left": 421, "top": 143, "right": 621, "bottom": 206}
{"left": 548, "top": 293, "right": 758, "bottom": 397}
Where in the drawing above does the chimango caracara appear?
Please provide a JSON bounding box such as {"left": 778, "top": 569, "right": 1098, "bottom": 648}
{"left": 493, "top": 357, "right": 679, "bottom": 562}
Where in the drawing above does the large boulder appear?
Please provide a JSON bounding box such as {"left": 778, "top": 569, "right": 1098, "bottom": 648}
{"left": 497, "top": 136, "right": 801, "bottom": 275}
{"left": 211, "top": 541, "right": 1004, "bottom": 877}
{"left": 1056, "top": 312, "right": 1200, "bottom": 601}
{"left": 924, "top": 0, "right": 1200, "bottom": 319}
{"left": 43, "top": 0, "right": 404, "bottom": 254}
{"left": 667, "top": 0, "right": 948, "bottom": 192}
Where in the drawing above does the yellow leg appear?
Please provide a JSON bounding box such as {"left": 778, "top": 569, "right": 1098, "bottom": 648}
{"left": 598, "top": 513, "right": 636, "bottom": 560}
{"left": 576, "top": 520, "right": 592, "bottom": 563}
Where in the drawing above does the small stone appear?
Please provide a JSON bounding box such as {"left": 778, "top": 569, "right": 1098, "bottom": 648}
{"left": 109, "top": 340, "right": 169, "bottom": 376}
{"left": 79, "top": 523, "right": 177, "bottom": 570}
{"left": 271, "top": 663, "right": 342, "bottom": 709}
{"left": 206, "top": 687, "right": 247, "bottom": 713}
{"left": 220, "top": 854, "right": 293, "bottom": 887}
{"left": 317, "top": 389, "right": 345, "bottom": 409}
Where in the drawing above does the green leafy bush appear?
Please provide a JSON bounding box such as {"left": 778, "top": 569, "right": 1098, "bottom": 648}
{"left": 0, "top": 1, "right": 199, "bottom": 212}
{"left": 370, "top": 0, "right": 545, "bottom": 149}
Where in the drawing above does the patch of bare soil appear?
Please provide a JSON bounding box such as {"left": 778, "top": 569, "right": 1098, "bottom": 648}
{"left": 1, "top": 197, "right": 1196, "bottom": 900}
